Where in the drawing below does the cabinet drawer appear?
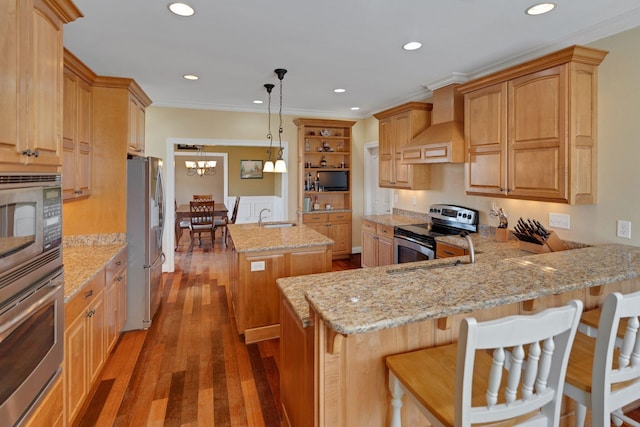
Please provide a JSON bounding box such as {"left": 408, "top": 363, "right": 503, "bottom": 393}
{"left": 361, "top": 220, "right": 376, "bottom": 232}
{"left": 329, "top": 212, "right": 351, "bottom": 222}
{"left": 105, "top": 248, "right": 127, "bottom": 283}
{"left": 376, "top": 224, "right": 394, "bottom": 238}
{"left": 303, "top": 213, "right": 329, "bottom": 223}
{"left": 436, "top": 243, "right": 467, "bottom": 259}
{"left": 65, "top": 269, "right": 105, "bottom": 325}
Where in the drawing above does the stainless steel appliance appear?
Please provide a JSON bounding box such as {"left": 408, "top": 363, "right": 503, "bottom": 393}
{"left": 393, "top": 204, "right": 478, "bottom": 264}
{"left": 125, "top": 157, "right": 166, "bottom": 331}
{"left": 0, "top": 173, "right": 63, "bottom": 426}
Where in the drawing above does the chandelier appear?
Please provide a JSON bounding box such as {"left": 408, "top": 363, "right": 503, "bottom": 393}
{"left": 262, "top": 68, "right": 288, "bottom": 173}
{"left": 185, "top": 146, "right": 216, "bottom": 176}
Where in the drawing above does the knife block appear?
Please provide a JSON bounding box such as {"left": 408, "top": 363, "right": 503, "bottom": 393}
{"left": 495, "top": 227, "right": 510, "bottom": 242}
{"left": 518, "top": 231, "right": 568, "bottom": 253}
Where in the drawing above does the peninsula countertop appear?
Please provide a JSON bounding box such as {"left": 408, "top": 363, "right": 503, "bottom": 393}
{"left": 228, "top": 223, "right": 334, "bottom": 253}
{"left": 278, "top": 232, "right": 640, "bottom": 335}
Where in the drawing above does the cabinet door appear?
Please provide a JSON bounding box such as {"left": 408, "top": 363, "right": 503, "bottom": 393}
{"left": 62, "top": 70, "right": 78, "bottom": 198}
{"left": 378, "top": 117, "right": 394, "bottom": 187}
{"left": 508, "top": 65, "right": 567, "bottom": 201}
{"left": 76, "top": 80, "right": 92, "bottom": 196}
{"left": 128, "top": 95, "right": 145, "bottom": 156}
{"left": 117, "top": 270, "right": 128, "bottom": 332}
{"left": 28, "top": 0, "right": 63, "bottom": 168}
{"left": 361, "top": 228, "right": 377, "bottom": 268}
{"left": 465, "top": 82, "right": 508, "bottom": 195}
{"left": 64, "top": 312, "right": 87, "bottom": 425}
{"left": 105, "top": 279, "right": 118, "bottom": 352}
{"left": 392, "top": 112, "right": 411, "bottom": 188}
{"left": 0, "top": 0, "right": 22, "bottom": 165}
{"left": 327, "top": 221, "right": 351, "bottom": 255}
{"left": 87, "top": 291, "right": 105, "bottom": 386}
{"left": 376, "top": 236, "right": 394, "bottom": 266}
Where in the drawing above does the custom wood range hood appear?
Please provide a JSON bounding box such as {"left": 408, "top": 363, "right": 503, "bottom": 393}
{"left": 401, "top": 83, "right": 465, "bottom": 164}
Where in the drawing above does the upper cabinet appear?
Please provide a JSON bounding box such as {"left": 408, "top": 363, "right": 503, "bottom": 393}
{"left": 458, "top": 45, "right": 608, "bottom": 204}
{"left": 92, "top": 77, "right": 152, "bottom": 159}
{"left": 373, "top": 102, "right": 432, "bottom": 190}
{"left": 0, "top": 0, "right": 82, "bottom": 172}
{"left": 63, "top": 49, "right": 95, "bottom": 200}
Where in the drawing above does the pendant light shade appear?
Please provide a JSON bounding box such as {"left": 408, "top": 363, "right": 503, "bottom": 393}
{"left": 274, "top": 158, "right": 287, "bottom": 173}
{"left": 263, "top": 160, "right": 275, "bottom": 172}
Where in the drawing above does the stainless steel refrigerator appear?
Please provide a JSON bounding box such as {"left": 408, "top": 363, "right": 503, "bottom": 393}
{"left": 124, "top": 156, "right": 165, "bottom": 331}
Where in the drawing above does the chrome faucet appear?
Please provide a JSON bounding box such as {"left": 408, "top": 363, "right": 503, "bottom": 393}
{"left": 460, "top": 232, "right": 475, "bottom": 264}
{"left": 258, "top": 208, "right": 271, "bottom": 227}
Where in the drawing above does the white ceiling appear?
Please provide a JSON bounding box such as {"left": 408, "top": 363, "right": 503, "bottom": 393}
{"left": 63, "top": 0, "right": 640, "bottom": 119}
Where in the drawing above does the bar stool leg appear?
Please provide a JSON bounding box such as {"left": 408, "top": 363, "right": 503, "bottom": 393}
{"left": 388, "top": 373, "right": 404, "bottom": 427}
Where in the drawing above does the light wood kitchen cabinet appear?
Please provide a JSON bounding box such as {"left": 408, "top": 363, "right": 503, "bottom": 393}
{"left": 295, "top": 118, "right": 355, "bottom": 260}
{"left": 63, "top": 49, "right": 95, "bottom": 200}
{"left": 361, "top": 220, "right": 394, "bottom": 267}
{"left": 373, "top": 102, "right": 432, "bottom": 190}
{"left": 92, "top": 76, "right": 152, "bottom": 159}
{"left": 229, "top": 240, "right": 332, "bottom": 344}
{"left": 304, "top": 212, "right": 352, "bottom": 259}
{"left": 436, "top": 241, "right": 467, "bottom": 259}
{"left": 106, "top": 248, "right": 127, "bottom": 352}
{"left": 459, "top": 45, "right": 608, "bottom": 204}
{"left": 0, "top": 0, "right": 81, "bottom": 172}
{"left": 64, "top": 269, "right": 106, "bottom": 427}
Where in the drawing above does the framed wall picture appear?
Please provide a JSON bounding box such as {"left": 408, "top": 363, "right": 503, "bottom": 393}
{"left": 240, "top": 160, "right": 263, "bottom": 179}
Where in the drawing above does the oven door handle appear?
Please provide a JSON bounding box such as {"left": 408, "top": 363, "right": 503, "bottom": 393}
{"left": 394, "top": 235, "right": 434, "bottom": 248}
{"left": 0, "top": 284, "right": 61, "bottom": 341}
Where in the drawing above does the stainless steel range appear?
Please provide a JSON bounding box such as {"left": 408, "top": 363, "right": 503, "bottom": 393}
{"left": 393, "top": 204, "right": 479, "bottom": 264}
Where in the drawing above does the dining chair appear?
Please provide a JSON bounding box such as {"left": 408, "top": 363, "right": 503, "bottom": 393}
{"left": 564, "top": 291, "right": 640, "bottom": 427}
{"left": 189, "top": 200, "right": 215, "bottom": 246}
{"left": 193, "top": 194, "right": 213, "bottom": 200}
{"left": 175, "top": 200, "right": 191, "bottom": 250}
{"left": 221, "top": 196, "right": 241, "bottom": 246}
{"left": 386, "top": 299, "right": 583, "bottom": 427}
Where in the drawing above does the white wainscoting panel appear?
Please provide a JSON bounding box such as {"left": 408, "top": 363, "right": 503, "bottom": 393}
{"left": 229, "top": 196, "right": 285, "bottom": 224}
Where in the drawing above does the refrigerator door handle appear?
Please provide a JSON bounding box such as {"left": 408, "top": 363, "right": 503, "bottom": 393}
{"left": 144, "top": 252, "right": 166, "bottom": 270}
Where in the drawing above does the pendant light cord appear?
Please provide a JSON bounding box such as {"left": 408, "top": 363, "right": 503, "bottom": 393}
{"left": 264, "top": 83, "right": 274, "bottom": 161}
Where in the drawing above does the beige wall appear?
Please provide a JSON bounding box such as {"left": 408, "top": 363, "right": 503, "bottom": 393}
{"left": 390, "top": 26, "right": 640, "bottom": 247}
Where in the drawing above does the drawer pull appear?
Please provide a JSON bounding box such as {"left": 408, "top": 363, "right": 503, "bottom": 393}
{"left": 87, "top": 309, "right": 96, "bottom": 318}
{"left": 116, "top": 275, "right": 124, "bottom": 282}
{"left": 84, "top": 289, "right": 94, "bottom": 299}
{"left": 116, "top": 260, "right": 122, "bottom": 266}
{"left": 444, "top": 250, "right": 455, "bottom": 256}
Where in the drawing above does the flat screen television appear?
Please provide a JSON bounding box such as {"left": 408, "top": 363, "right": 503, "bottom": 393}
{"left": 316, "top": 171, "right": 348, "bottom": 191}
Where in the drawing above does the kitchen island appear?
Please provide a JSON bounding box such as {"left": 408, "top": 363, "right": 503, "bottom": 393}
{"left": 227, "top": 223, "right": 333, "bottom": 343}
{"left": 278, "top": 228, "right": 640, "bottom": 427}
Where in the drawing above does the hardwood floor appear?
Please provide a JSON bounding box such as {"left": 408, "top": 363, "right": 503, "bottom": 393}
{"left": 76, "top": 237, "right": 361, "bottom": 427}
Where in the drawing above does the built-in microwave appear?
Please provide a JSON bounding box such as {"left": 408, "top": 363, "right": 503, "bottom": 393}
{"left": 0, "top": 174, "right": 63, "bottom": 304}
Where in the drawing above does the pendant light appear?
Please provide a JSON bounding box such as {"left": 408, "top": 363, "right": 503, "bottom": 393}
{"left": 185, "top": 145, "right": 216, "bottom": 176}
{"left": 262, "top": 83, "right": 275, "bottom": 173}
{"left": 273, "top": 68, "right": 288, "bottom": 173}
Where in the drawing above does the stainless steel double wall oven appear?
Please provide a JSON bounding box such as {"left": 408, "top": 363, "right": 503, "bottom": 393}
{"left": 0, "top": 173, "right": 64, "bottom": 426}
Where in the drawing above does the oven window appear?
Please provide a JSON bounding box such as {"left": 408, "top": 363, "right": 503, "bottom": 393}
{"left": 0, "top": 201, "right": 37, "bottom": 259}
{"left": 0, "top": 302, "right": 54, "bottom": 404}
{"left": 397, "top": 245, "right": 431, "bottom": 264}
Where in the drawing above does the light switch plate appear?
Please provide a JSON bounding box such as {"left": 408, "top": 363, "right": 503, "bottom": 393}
{"left": 549, "top": 213, "right": 570, "bottom": 230}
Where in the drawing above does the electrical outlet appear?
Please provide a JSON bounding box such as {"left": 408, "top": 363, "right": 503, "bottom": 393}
{"left": 394, "top": 193, "right": 398, "bottom": 203}
{"left": 549, "top": 213, "right": 570, "bottom": 230}
{"left": 250, "top": 260, "right": 265, "bottom": 271}
{"left": 617, "top": 220, "right": 632, "bottom": 239}
{"left": 412, "top": 196, "right": 417, "bottom": 206}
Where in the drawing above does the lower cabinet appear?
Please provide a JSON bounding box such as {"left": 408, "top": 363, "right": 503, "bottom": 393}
{"left": 302, "top": 212, "right": 352, "bottom": 259}
{"left": 64, "top": 271, "right": 105, "bottom": 426}
{"left": 361, "top": 220, "right": 394, "bottom": 267}
{"left": 63, "top": 247, "right": 128, "bottom": 426}
{"left": 229, "top": 244, "right": 332, "bottom": 344}
{"left": 436, "top": 242, "right": 468, "bottom": 259}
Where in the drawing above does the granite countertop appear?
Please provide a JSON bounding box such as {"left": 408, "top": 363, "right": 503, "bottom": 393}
{"left": 277, "top": 219, "right": 640, "bottom": 335}
{"left": 63, "top": 234, "right": 127, "bottom": 302}
{"left": 228, "top": 223, "right": 334, "bottom": 253}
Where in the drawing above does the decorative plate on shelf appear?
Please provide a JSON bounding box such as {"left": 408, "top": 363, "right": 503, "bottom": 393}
{"left": 320, "top": 128, "right": 332, "bottom": 137}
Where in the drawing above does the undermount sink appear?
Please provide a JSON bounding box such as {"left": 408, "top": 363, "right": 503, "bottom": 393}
{"left": 386, "top": 260, "right": 468, "bottom": 274}
{"left": 262, "top": 222, "right": 297, "bottom": 228}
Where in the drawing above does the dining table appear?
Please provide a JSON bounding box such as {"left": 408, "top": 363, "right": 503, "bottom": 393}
{"left": 175, "top": 202, "right": 228, "bottom": 246}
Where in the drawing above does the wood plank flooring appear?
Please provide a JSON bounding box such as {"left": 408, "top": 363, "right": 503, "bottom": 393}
{"left": 76, "top": 237, "right": 361, "bottom": 427}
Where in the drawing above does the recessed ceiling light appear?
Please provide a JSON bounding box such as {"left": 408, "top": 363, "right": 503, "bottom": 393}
{"left": 183, "top": 74, "right": 199, "bottom": 80}
{"left": 525, "top": 3, "right": 556, "bottom": 15}
{"left": 403, "top": 41, "right": 422, "bottom": 51}
{"left": 168, "top": 2, "right": 195, "bottom": 17}
{"left": 350, "top": 107, "right": 360, "bottom": 111}
{"left": 253, "top": 100, "right": 263, "bottom": 104}
{"left": 334, "top": 88, "right": 346, "bottom": 93}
